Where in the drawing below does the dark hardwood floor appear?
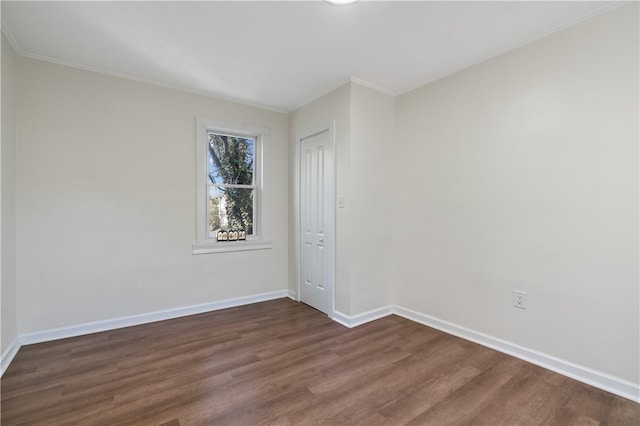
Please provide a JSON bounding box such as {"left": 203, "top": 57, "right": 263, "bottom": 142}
{"left": 1, "top": 298, "right": 638, "bottom": 425}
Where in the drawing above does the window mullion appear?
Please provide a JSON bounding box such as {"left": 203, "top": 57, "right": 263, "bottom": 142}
{"left": 213, "top": 184, "right": 255, "bottom": 189}
{"left": 195, "top": 117, "right": 270, "bottom": 253}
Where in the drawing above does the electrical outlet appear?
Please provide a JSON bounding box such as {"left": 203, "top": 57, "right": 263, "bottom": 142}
{"left": 513, "top": 290, "right": 526, "bottom": 309}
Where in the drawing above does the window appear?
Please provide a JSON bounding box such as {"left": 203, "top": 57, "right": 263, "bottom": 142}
{"left": 193, "top": 118, "right": 271, "bottom": 254}
{"left": 208, "top": 132, "right": 255, "bottom": 238}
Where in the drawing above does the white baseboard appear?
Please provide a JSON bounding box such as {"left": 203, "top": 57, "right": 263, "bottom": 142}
{"left": 393, "top": 305, "right": 640, "bottom": 403}
{"left": 328, "top": 303, "right": 638, "bottom": 402}
{"left": 331, "top": 311, "right": 352, "bottom": 328}
{"left": 5, "top": 294, "right": 638, "bottom": 403}
{"left": 19, "top": 290, "right": 289, "bottom": 346}
{"left": 287, "top": 289, "right": 297, "bottom": 300}
{"left": 1, "top": 337, "right": 21, "bottom": 377}
{"left": 332, "top": 305, "right": 394, "bottom": 328}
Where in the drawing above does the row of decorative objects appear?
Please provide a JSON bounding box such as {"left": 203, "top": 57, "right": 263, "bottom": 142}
{"left": 216, "top": 230, "right": 247, "bottom": 241}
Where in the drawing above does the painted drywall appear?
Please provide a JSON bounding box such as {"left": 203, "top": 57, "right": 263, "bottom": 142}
{"left": 349, "top": 83, "right": 394, "bottom": 314}
{"left": 289, "top": 84, "right": 351, "bottom": 314}
{"left": 15, "top": 58, "right": 289, "bottom": 334}
{"left": 6, "top": 0, "right": 638, "bottom": 395}
{"left": 393, "top": 3, "right": 639, "bottom": 384}
{"left": 289, "top": 82, "right": 395, "bottom": 317}
{"left": 1, "top": 33, "right": 18, "bottom": 354}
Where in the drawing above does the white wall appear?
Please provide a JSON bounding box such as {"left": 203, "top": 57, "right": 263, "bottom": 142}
{"left": 289, "top": 82, "right": 395, "bottom": 317}
{"left": 1, "top": 33, "right": 18, "bottom": 354}
{"left": 15, "top": 58, "right": 289, "bottom": 334}
{"left": 5, "top": 0, "right": 638, "bottom": 394}
{"left": 393, "top": 4, "right": 639, "bottom": 383}
{"left": 349, "top": 83, "right": 394, "bottom": 314}
{"left": 289, "top": 84, "right": 351, "bottom": 314}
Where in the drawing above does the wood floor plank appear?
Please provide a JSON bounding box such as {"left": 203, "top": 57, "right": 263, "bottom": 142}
{"left": 2, "top": 298, "right": 638, "bottom": 425}
{"left": 376, "top": 363, "right": 483, "bottom": 425}
{"left": 406, "top": 357, "right": 528, "bottom": 425}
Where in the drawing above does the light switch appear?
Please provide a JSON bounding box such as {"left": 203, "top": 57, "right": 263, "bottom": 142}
{"left": 338, "top": 196, "right": 345, "bottom": 208}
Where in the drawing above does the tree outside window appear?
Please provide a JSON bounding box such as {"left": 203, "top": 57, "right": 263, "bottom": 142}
{"left": 194, "top": 118, "right": 270, "bottom": 254}
{"left": 207, "top": 132, "right": 255, "bottom": 237}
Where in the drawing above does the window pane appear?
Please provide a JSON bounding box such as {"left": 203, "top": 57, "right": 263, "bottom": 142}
{"left": 208, "top": 186, "right": 254, "bottom": 237}
{"left": 208, "top": 133, "right": 254, "bottom": 185}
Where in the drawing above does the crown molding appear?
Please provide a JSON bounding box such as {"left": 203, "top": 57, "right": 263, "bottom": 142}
{"left": 350, "top": 76, "right": 396, "bottom": 97}
{"left": 396, "top": 0, "right": 628, "bottom": 96}
{"left": 5, "top": 43, "right": 290, "bottom": 114}
{"left": 1, "top": 20, "right": 23, "bottom": 55}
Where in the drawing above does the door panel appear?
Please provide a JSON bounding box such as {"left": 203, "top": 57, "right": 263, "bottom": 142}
{"left": 300, "top": 130, "right": 332, "bottom": 314}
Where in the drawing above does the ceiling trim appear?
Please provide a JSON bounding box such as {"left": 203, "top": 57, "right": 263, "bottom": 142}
{"left": 350, "top": 77, "right": 396, "bottom": 97}
{"left": 290, "top": 75, "right": 397, "bottom": 113}
{"left": 2, "top": 34, "right": 290, "bottom": 115}
{"left": 1, "top": 20, "right": 23, "bottom": 56}
{"left": 290, "top": 77, "right": 353, "bottom": 112}
{"left": 3, "top": 1, "right": 626, "bottom": 114}
{"left": 396, "top": 0, "right": 628, "bottom": 96}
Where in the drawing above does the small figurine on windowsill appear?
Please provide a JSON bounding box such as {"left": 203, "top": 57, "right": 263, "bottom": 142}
{"left": 217, "top": 230, "right": 246, "bottom": 242}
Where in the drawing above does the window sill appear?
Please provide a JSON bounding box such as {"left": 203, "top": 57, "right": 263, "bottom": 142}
{"left": 192, "top": 240, "right": 273, "bottom": 254}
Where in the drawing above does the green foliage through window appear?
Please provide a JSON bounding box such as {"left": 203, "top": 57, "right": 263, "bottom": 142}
{"left": 207, "top": 132, "right": 255, "bottom": 237}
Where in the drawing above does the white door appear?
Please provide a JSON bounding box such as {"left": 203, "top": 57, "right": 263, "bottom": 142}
{"left": 299, "top": 128, "right": 334, "bottom": 314}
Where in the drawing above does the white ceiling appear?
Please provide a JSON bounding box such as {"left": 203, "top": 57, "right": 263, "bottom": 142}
{"left": 1, "top": 1, "right": 624, "bottom": 112}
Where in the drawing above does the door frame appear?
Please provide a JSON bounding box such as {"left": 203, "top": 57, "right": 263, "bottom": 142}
{"left": 295, "top": 120, "right": 336, "bottom": 318}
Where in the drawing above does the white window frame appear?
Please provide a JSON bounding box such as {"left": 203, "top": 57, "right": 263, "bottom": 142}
{"left": 193, "top": 117, "right": 272, "bottom": 254}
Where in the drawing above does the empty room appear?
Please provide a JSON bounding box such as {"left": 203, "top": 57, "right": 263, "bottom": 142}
{"left": 1, "top": 1, "right": 638, "bottom": 424}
